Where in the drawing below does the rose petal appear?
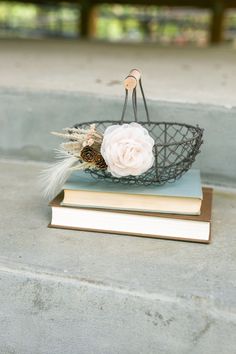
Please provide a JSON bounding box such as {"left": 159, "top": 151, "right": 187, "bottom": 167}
{"left": 101, "top": 123, "right": 154, "bottom": 177}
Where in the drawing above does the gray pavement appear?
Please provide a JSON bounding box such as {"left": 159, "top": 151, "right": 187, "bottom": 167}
{"left": 0, "top": 159, "right": 236, "bottom": 354}
{"left": 0, "top": 39, "right": 236, "bottom": 106}
{"left": 1, "top": 38, "right": 236, "bottom": 353}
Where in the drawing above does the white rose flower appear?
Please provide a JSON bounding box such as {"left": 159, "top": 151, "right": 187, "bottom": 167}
{"left": 101, "top": 122, "right": 155, "bottom": 177}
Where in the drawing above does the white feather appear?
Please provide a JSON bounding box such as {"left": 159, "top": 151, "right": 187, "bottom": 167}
{"left": 40, "top": 148, "right": 78, "bottom": 200}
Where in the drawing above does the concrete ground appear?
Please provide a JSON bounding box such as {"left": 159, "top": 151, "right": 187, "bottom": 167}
{"left": 0, "top": 159, "right": 236, "bottom": 354}
{"left": 0, "top": 39, "right": 236, "bottom": 106}
{"left": 0, "top": 39, "right": 236, "bottom": 353}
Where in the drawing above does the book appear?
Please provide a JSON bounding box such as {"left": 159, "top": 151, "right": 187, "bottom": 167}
{"left": 61, "top": 169, "right": 203, "bottom": 215}
{"left": 49, "top": 187, "right": 213, "bottom": 244}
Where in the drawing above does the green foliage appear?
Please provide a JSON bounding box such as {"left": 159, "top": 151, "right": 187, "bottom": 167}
{"left": 0, "top": 2, "right": 235, "bottom": 44}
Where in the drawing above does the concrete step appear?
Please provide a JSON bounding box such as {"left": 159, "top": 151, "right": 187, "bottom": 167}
{"left": 1, "top": 40, "right": 236, "bottom": 353}
{"left": 0, "top": 39, "right": 236, "bottom": 187}
{"left": 1, "top": 87, "right": 236, "bottom": 187}
{"left": 0, "top": 159, "right": 236, "bottom": 354}
{"left": 1, "top": 39, "right": 236, "bottom": 106}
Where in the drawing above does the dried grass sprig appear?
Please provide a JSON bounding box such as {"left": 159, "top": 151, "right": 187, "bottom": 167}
{"left": 69, "top": 162, "right": 95, "bottom": 171}
{"left": 61, "top": 142, "right": 82, "bottom": 157}
{"left": 40, "top": 123, "right": 105, "bottom": 199}
{"left": 51, "top": 124, "right": 103, "bottom": 150}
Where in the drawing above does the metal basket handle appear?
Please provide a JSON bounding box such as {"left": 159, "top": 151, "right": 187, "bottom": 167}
{"left": 120, "top": 69, "right": 150, "bottom": 124}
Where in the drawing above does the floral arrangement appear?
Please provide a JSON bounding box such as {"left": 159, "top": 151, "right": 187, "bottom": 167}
{"left": 41, "top": 122, "right": 155, "bottom": 199}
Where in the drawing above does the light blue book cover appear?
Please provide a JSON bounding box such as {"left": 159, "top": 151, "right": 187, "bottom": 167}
{"left": 64, "top": 169, "right": 202, "bottom": 199}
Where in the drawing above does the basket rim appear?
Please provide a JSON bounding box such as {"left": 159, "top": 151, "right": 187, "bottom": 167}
{"left": 74, "top": 120, "right": 203, "bottom": 147}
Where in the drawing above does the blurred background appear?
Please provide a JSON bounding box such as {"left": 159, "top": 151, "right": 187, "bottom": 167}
{"left": 0, "top": 1, "right": 236, "bottom": 45}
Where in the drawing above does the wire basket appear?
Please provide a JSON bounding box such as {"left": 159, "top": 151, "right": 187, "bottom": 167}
{"left": 74, "top": 69, "right": 203, "bottom": 185}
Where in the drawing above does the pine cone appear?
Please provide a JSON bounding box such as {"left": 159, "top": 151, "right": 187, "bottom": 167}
{"left": 80, "top": 146, "right": 97, "bottom": 163}
{"left": 94, "top": 154, "right": 107, "bottom": 169}
{"left": 80, "top": 145, "right": 107, "bottom": 169}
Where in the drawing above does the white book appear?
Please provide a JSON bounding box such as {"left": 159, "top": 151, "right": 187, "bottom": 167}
{"left": 49, "top": 188, "right": 213, "bottom": 244}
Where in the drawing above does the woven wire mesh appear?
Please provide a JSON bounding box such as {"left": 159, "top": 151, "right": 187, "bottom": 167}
{"left": 74, "top": 77, "right": 203, "bottom": 185}
{"left": 74, "top": 119, "right": 203, "bottom": 185}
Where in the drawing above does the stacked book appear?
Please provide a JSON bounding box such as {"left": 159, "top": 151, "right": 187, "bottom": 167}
{"left": 49, "top": 169, "right": 213, "bottom": 243}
